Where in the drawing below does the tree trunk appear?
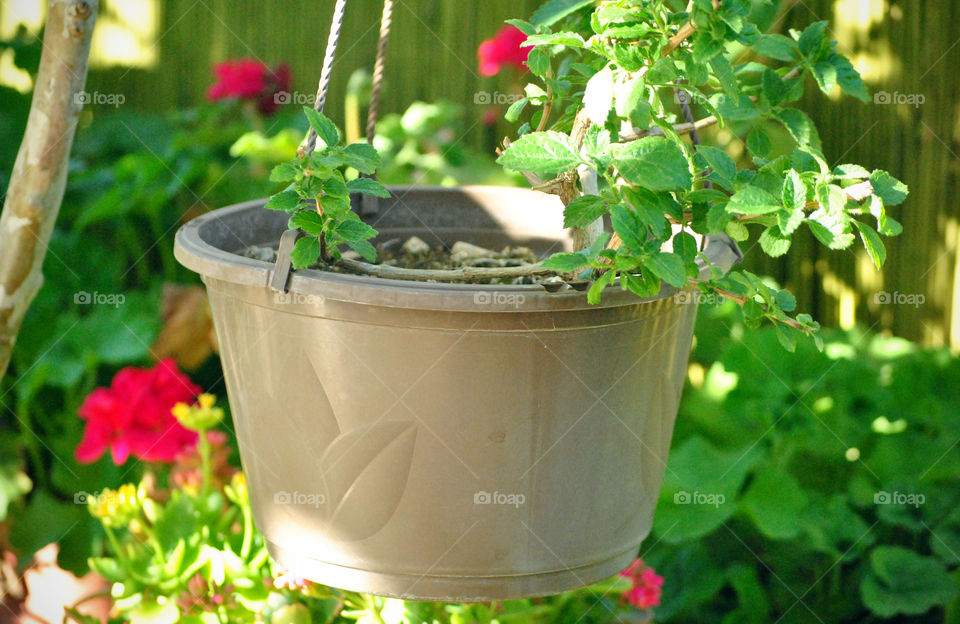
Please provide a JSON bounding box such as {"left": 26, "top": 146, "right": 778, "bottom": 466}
{"left": 0, "top": 0, "right": 99, "bottom": 380}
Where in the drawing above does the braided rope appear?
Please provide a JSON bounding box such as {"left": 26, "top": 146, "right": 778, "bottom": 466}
{"left": 366, "top": 0, "right": 394, "bottom": 144}
{"left": 300, "top": 0, "right": 348, "bottom": 158}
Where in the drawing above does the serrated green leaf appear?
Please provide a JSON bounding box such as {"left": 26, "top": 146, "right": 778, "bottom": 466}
{"left": 288, "top": 211, "right": 325, "bottom": 236}
{"left": 269, "top": 162, "right": 298, "bottom": 183}
{"left": 346, "top": 238, "right": 377, "bottom": 262}
{"left": 673, "top": 231, "right": 699, "bottom": 264}
{"left": 855, "top": 220, "right": 886, "bottom": 269}
{"left": 869, "top": 170, "right": 909, "bottom": 206}
{"left": 759, "top": 226, "right": 791, "bottom": 257}
{"left": 291, "top": 236, "right": 321, "bottom": 269}
{"left": 497, "top": 131, "right": 582, "bottom": 175}
{"left": 587, "top": 270, "right": 616, "bottom": 304}
{"left": 746, "top": 128, "right": 772, "bottom": 159}
{"left": 773, "top": 108, "right": 821, "bottom": 148}
{"left": 564, "top": 195, "right": 609, "bottom": 229}
{"left": 811, "top": 60, "right": 838, "bottom": 95}
{"left": 610, "top": 204, "right": 646, "bottom": 250}
{"left": 340, "top": 143, "right": 381, "bottom": 174}
{"left": 526, "top": 48, "right": 549, "bottom": 76}
{"left": 797, "top": 21, "right": 829, "bottom": 60}
{"left": 727, "top": 186, "right": 781, "bottom": 215}
{"left": 752, "top": 34, "right": 798, "bottom": 62}
{"left": 264, "top": 190, "right": 301, "bottom": 212}
{"left": 616, "top": 136, "right": 691, "bottom": 192}
{"left": 542, "top": 252, "right": 588, "bottom": 272}
{"left": 696, "top": 145, "right": 737, "bottom": 183}
{"left": 761, "top": 68, "right": 790, "bottom": 106}
{"left": 303, "top": 106, "right": 339, "bottom": 148}
{"left": 336, "top": 219, "right": 378, "bottom": 242}
{"left": 346, "top": 177, "right": 390, "bottom": 198}
{"left": 832, "top": 53, "right": 870, "bottom": 102}
{"left": 646, "top": 252, "right": 687, "bottom": 288}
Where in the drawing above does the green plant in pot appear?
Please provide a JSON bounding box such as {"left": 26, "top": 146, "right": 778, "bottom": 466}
{"left": 173, "top": 0, "right": 907, "bottom": 602}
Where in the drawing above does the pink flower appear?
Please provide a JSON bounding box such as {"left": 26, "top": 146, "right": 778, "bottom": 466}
{"left": 75, "top": 360, "right": 201, "bottom": 465}
{"left": 477, "top": 26, "right": 530, "bottom": 76}
{"left": 620, "top": 558, "right": 664, "bottom": 610}
{"left": 207, "top": 59, "right": 291, "bottom": 115}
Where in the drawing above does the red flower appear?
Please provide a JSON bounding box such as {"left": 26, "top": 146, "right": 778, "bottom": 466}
{"left": 207, "top": 59, "right": 291, "bottom": 116}
{"left": 477, "top": 26, "right": 530, "bottom": 76}
{"left": 620, "top": 558, "right": 664, "bottom": 610}
{"left": 76, "top": 360, "right": 201, "bottom": 465}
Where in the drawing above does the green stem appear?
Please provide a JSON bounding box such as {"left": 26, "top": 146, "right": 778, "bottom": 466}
{"left": 240, "top": 500, "right": 254, "bottom": 559}
{"left": 198, "top": 428, "right": 212, "bottom": 498}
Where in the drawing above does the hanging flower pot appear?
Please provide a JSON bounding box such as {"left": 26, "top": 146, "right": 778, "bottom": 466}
{"left": 176, "top": 0, "right": 905, "bottom": 603}
{"left": 175, "top": 188, "right": 740, "bottom": 601}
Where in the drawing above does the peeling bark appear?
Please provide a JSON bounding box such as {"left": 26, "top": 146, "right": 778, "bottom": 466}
{"left": 0, "top": 0, "right": 98, "bottom": 380}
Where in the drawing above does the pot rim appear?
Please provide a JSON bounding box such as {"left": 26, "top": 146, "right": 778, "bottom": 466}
{"left": 174, "top": 185, "right": 742, "bottom": 313}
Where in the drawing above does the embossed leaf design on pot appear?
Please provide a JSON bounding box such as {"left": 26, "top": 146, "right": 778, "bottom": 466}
{"left": 319, "top": 420, "right": 417, "bottom": 541}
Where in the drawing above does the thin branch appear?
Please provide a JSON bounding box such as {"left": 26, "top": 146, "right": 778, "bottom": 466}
{"left": 336, "top": 258, "right": 559, "bottom": 282}
{"left": 705, "top": 286, "right": 813, "bottom": 332}
{"left": 620, "top": 115, "right": 719, "bottom": 141}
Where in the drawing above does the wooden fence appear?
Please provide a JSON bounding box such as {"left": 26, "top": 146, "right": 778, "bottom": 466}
{"left": 6, "top": 0, "right": 958, "bottom": 347}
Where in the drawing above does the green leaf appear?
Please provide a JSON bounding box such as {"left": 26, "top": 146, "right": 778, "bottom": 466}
{"left": 264, "top": 190, "right": 301, "bottom": 212}
{"left": 542, "top": 252, "right": 588, "bottom": 272}
{"left": 746, "top": 128, "right": 772, "bottom": 159}
{"left": 782, "top": 169, "right": 807, "bottom": 213}
{"left": 861, "top": 547, "right": 959, "bottom": 617}
{"left": 323, "top": 174, "right": 350, "bottom": 199}
{"left": 88, "top": 557, "right": 125, "bottom": 583}
{"left": 773, "top": 108, "right": 821, "bottom": 148}
{"left": 347, "top": 177, "right": 390, "bottom": 198}
{"left": 504, "top": 96, "right": 529, "bottom": 122}
{"left": 709, "top": 56, "right": 738, "bottom": 99}
{"left": 496, "top": 131, "right": 582, "bottom": 175}
{"left": 269, "top": 162, "right": 298, "bottom": 183}
{"left": 346, "top": 238, "right": 377, "bottom": 263}
{"left": 656, "top": 436, "right": 763, "bottom": 542}
{"left": 526, "top": 48, "right": 549, "bottom": 76}
{"left": 695, "top": 145, "right": 737, "bottom": 183}
{"left": 811, "top": 60, "right": 838, "bottom": 95}
{"left": 336, "top": 219, "right": 378, "bottom": 242}
{"left": 752, "top": 34, "right": 797, "bottom": 62}
{"left": 530, "top": 0, "right": 595, "bottom": 26}
{"left": 797, "top": 21, "right": 829, "bottom": 60}
{"left": 340, "top": 143, "right": 381, "bottom": 174}
{"left": 758, "top": 226, "right": 792, "bottom": 257}
{"left": 646, "top": 252, "right": 687, "bottom": 288}
{"left": 303, "top": 106, "right": 340, "bottom": 148}
{"left": 832, "top": 53, "right": 870, "bottom": 102}
{"left": 869, "top": 170, "right": 909, "bottom": 206}
{"left": 855, "top": 220, "right": 886, "bottom": 268}
{"left": 291, "top": 236, "right": 321, "bottom": 269}
{"left": 761, "top": 68, "right": 789, "bottom": 106}
{"left": 740, "top": 469, "right": 808, "bottom": 539}
{"left": 726, "top": 186, "right": 781, "bottom": 215}
{"left": 587, "top": 270, "right": 615, "bottom": 304}
{"left": 288, "top": 211, "right": 325, "bottom": 236}
{"left": 610, "top": 204, "right": 646, "bottom": 250}
{"left": 563, "top": 195, "right": 609, "bottom": 229}
{"left": 673, "top": 231, "right": 699, "bottom": 264}
{"left": 523, "top": 32, "right": 586, "bottom": 48}
{"left": 616, "top": 136, "right": 692, "bottom": 192}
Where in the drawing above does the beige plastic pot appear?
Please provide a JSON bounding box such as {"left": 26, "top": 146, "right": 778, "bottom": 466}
{"left": 174, "top": 186, "right": 741, "bottom": 602}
